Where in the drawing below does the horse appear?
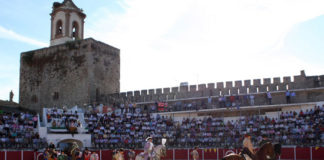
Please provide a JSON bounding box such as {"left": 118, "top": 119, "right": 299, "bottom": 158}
{"left": 222, "top": 143, "right": 281, "bottom": 160}
{"left": 135, "top": 145, "right": 166, "bottom": 160}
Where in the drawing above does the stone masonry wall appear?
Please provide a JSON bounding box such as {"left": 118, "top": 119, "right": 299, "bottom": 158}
{"left": 19, "top": 38, "right": 120, "bottom": 112}
{"left": 104, "top": 70, "right": 324, "bottom": 105}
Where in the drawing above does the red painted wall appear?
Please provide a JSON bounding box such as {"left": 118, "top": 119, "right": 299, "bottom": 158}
{"left": 1, "top": 147, "right": 324, "bottom": 160}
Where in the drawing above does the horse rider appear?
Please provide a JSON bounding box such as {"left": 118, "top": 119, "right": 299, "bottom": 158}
{"left": 190, "top": 146, "right": 199, "bottom": 160}
{"left": 144, "top": 137, "right": 154, "bottom": 160}
{"left": 259, "top": 134, "right": 271, "bottom": 147}
{"left": 242, "top": 134, "right": 255, "bottom": 159}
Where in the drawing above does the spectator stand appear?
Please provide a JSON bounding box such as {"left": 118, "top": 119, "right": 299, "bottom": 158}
{"left": 153, "top": 101, "right": 324, "bottom": 149}
{"left": 39, "top": 106, "right": 92, "bottom": 149}
{"left": 0, "top": 111, "right": 44, "bottom": 150}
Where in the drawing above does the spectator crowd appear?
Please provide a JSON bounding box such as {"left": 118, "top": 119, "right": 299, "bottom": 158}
{"left": 85, "top": 106, "right": 174, "bottom": 149}
{"left": 0, "top": 103, "right": 323, "bottom": 151}
{"left": 0, "top": 112, "right": 46, "bottom": 149}
{"left": 85, "top": 103, "right": 324, "bottom": 149}
{"left": 46, "top": 108, "right": 80, "bottom": 129}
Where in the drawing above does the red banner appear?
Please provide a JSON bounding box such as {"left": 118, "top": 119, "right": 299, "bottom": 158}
{"left": 158, "top": 102, "right": 168, "bottom": 111}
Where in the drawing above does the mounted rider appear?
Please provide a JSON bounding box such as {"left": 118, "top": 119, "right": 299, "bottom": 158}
{"left": 144, "top": 137, "right": 154, "bottom": 160}
{"left": 259, "top": 134, "right": 271, "bottom": 147}
{"left": 242, "top": 134, "right": 255, "bottom": 159}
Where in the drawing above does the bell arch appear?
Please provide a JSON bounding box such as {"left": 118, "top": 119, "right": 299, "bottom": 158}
{"left": 72, "top": 21, "right": 79, "bottom": 40}
{"left": 55, "top": 20, "right": 63, "bottom": 37}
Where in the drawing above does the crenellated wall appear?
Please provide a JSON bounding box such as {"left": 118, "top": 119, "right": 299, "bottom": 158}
{"left": 102, "top": 70, "right": 324, "bottom": 105}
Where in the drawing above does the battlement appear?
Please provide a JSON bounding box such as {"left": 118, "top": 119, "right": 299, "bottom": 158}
{"left": 103, "top": 70, "right": 323, "bottom": 103}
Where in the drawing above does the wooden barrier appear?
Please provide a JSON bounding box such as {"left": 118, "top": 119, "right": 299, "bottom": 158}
{"left": 0, "top": 147, "right": 323, "bottom": 160}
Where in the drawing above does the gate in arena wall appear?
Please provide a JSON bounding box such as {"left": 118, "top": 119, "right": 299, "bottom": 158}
{"left": 57, "top": 139, "right": 84, "bottom": 151}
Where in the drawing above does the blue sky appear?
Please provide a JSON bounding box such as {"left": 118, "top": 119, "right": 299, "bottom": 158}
{"left": 0, "top": 0, "right": 324, "bottom": 102}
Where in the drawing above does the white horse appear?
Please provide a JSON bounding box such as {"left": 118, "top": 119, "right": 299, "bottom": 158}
{"left": 135, "top": 145, "right": 166, "bottom": 160}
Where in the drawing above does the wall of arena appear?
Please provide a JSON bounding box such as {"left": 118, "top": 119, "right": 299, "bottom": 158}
{"left": 103, "top": 70, "right": 324, "bottom": 105}
{"left": 1, "top": 147, "right": 324, "bottom": 160}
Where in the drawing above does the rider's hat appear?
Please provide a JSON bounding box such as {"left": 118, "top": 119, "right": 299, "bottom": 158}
{"left": 146, "top": 137, "right": 153, "bottom": 141}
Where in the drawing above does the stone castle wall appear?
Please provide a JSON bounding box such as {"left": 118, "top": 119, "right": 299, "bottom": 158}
{"left": 19, "top": 38, "right": 120, "bottom": 112}
{"left": 104, "top": 70, "right": 324, "bottom": 105}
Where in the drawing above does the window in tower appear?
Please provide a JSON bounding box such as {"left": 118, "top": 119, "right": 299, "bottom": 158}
{"left": 31, "top": 95, "right": 38, "bottom": 103}
{"left": 53, "top": 92, "right": 59, "bottom": 100}
{"left": 55, "top": 20, "right": 63, "bottom": 37}
{"left": 72, "top": 21, "right": 79, "bottom": 40}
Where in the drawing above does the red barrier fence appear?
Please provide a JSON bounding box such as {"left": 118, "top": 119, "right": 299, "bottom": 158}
{"left": 1, "top": 147, "right": 323, "bottom": 160}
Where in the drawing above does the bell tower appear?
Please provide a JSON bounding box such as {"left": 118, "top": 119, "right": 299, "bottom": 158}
{"left": 20, "top": 0, "right": 120, "bottom": 112}
{"left": 50, "top": 0, "right": 86, "bottom": 46}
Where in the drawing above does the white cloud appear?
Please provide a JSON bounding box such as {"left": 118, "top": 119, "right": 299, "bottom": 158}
{"left": 86, "top": 0, "right": 324, "bottom": 92}
{"left": 0, "top": 25, "right": 48, "bottom": 47}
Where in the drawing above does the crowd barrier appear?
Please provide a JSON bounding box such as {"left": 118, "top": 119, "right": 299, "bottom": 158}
{"left": 0, "top": 147, "right": 323, "bottom": 160}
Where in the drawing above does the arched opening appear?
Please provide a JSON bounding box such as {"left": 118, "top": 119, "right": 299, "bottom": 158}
{"left": 55, "top": 20, "right": 63, "bottom": 37}
{"left": 72, "top": 21, "right": 79, "bottom": 40}
{"left": 57, "top": 139, "right": 83, "bottom": 153}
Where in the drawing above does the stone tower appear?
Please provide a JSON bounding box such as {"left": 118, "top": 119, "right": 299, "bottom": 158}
{"left": 50, "top": 0, "right": 86, "bottom": 46}
{"left": 19, "top": 0, "right": 120, "bottom": 112}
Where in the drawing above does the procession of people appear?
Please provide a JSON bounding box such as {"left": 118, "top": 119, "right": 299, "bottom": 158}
{"left": 37, "top": 133, "right": 280, "bottom": 160}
